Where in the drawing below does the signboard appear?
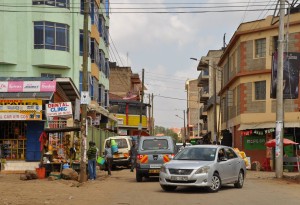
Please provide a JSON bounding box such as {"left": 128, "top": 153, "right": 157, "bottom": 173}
{"left": 118, "top": 129, "right": 128, "bottom": 136}
{"left": 244, "top": 135, "right": 266, "bottom": 150}
{"left": 46, "top": 102, "right": 73, "bottom": 117}
{"left": 271, "top": 52, "right": 300, "bottom": 99}
{"left": 0, "top": 81, "right": 56, "bottom": 92}
{"left": 80, "top": 91, "right": 90, "bottom": 104}
{"left": 0, "top": 99, "right": 42, "bottom": 120}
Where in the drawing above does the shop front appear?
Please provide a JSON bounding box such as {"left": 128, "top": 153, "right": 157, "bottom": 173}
{"left": 0, "top": 78, "right": 80, "bottom": 172}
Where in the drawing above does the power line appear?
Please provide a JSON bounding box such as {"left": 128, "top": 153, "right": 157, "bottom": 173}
{"left": 109, "top": 33, "right": 124, "bottom": 67}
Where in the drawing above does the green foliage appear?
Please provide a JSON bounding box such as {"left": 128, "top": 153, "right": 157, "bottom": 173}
{"left": 154, "top": 126, "right": 179, "bottom": 142}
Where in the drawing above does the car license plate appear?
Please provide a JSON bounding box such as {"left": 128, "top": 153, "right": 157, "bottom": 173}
{"left": 149, "top": 169, "right": 160, "bottom": 174}
{"left": 150, "top": 164, "right": 162, "bottom": 168}
{"left": 171, "top": 176, "right": 188, "bottom": 181}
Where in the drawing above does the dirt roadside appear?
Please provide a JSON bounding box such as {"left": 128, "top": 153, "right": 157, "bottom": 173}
{"left": 0, "top": 169, "right": 299, "bottom": 205}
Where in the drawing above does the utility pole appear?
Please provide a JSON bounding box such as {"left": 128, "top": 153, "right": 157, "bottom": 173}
{"left": 79, "top": 0, "right": 89, "bottom": 183}
{"left": 186, "top": 81, "right": 189, "bottom": 142}
{"left": 212, "top": 60, "right": 217, "bottom": 143}
{"left": 148, "top": 93, "right": 151, "bottom": 135}
{"left": 139, "top": 68, "right": 145, "bottom": 137}
{"left": 183, "top": 110, "right": 186, "bottom": 142}
{"left": 275, "top": 0, "right": 285, "bottom": 179}
{"left": 151, "top": 93, "right": 154, "bottom": 135}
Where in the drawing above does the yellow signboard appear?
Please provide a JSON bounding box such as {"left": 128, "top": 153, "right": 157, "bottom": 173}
{"left": 0, "top": 99, "right": 43, "bottom": 120}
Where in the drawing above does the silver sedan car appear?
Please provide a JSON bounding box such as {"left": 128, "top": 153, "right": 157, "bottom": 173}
{"left": 159, "top": 145, "right": 246, "bottom": 192}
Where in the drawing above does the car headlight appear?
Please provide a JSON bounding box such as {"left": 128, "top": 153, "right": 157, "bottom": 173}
{"left": 195, "top": 166, "right": 210, "bottom": 174}
{"left": 160, "top": 165, "right": 167, "bottom": 173}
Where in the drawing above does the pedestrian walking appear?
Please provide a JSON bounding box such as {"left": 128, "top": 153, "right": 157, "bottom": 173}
{"left": 129, "top": 140, "right": 138, "bottom": 172}
{"left": 87, "top": 141, "right": 97, "bottom": 180}
{"left": 104, "top": 140, "right": 113, "bottom": 175}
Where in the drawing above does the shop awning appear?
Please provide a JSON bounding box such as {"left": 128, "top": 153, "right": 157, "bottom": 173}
{"left": 238, "top": 121, "right": 300, "bottom": 130}
{"left": 0, "top": 92, "right": 54, "bottom": 100}
{"left": 56, "top": 78, "right": 80, "bottom": 104}
{"left": 44, "top": 126, "right": 81, "bottom": 133}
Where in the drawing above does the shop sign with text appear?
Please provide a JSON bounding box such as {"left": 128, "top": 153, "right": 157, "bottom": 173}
{"left": 0, "top": 81, "right": 56, "bottom": 92}
{"left": 46, "top": 102, "right": 73, "bottom": 117}
{"left": 0, "top": 99, "right": 42, "bottom": 120}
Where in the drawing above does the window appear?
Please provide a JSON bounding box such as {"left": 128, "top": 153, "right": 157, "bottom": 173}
{"left": 142, "top": 139, "right": 169, "bottom": 150}
{"left": 34, "top": 21, "right": 69, "bottom": 51}
{"left": 254, "top": 81, "right": 266, "bottom": 100}
{"left": 255, "top": 38, "right": 266, "bottom": 58}
{"left": 90, "top": 39, "right": 101, "bottom": 68}
{"left": 224, "top": 148, "right": 238, "bottom": 159}
{"left": 32, "top": 0, "right": 70, "bottom": 9}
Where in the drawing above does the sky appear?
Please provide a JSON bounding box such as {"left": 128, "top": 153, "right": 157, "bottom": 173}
{"left": 109, "top": 0, "right": 276, "bottom": 128}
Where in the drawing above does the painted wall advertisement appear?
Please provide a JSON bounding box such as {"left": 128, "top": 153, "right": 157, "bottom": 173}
{"left": 46, "top": 102, "right": 73, "bottom": 117}
{"left": 0, "top": 99, "right": 42, "bottom": 120}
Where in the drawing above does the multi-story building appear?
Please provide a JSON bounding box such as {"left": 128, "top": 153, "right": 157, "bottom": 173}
{"left": 109, "top": 63, "right": 149, "bottom": 136}
{"left": 185, "top": 79, "right": 202, "bottom": 142}
{"left": 218, "top": 12, "right": 300, "bottom": 166}
{"left": 196, "top": 50, "right": 223, "bottom": 144}
{"left": 0, "top": 1, "right": 116, "bottom": 168}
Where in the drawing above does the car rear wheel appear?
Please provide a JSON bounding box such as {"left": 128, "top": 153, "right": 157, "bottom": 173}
{"left": 136, "top": 171, "right": 143, "bottom": 182}
{"left": 160, "top": 185, "right": 177, "bottom": 192}
{"left": 234, "top": 171, "right": 244, "bottom": 188}
{"left": 207, "top": 173, "right": 221, "bottom": 192}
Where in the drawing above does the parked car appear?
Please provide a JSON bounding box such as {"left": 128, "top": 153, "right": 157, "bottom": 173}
{"left": 136, "top": 136, "right": 178, "bottom": 182}
{"left": 159, "top": 145, "right": 246, "bottom": 192}
{"left": 103, "top": 136, "right": 132, "bottom": 168}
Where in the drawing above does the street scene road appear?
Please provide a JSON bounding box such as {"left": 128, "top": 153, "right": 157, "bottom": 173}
{"left": 0, "top": 169, "right": 299, "bottom": 205}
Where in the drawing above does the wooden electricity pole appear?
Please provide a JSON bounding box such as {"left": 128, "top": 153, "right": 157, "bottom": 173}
{"left": 79, "top": 0, "right": 89, "bottom": 183}
{"left": 275, "top": 0, "right": 285, "bottom": 179}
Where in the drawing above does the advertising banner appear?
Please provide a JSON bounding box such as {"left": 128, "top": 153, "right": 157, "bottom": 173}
{"left": 46, "top": 102, "right": 73, "bottom": 117}
{"left": 0, "top": 99, "right": 42, "bottom": 120}
{"left": 0, "top": 81, "right": 56, "bottom": 92}
{"left": 271, "top": 52, "right": 300, "bottom": 99}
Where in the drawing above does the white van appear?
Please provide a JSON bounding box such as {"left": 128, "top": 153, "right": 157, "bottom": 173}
{"left": 104, "top": 136, "right": 132, "bottom": 168}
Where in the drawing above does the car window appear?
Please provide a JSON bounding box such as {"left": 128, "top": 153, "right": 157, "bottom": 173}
{"left": 114, "top": 139, "right": 128, "bottom": 149}
{"left": 224, "top": 147, "right": 238, "bottom": 159}
{"left": 142, "top": 139, "right": 168, "bottom": 150}
{"left": 174, "top": 147, "right": 216, "bottom": 161}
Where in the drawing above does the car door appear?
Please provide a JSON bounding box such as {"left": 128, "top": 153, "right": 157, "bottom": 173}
{"left": 224, "top": 147, "right": 241, "bottom": 182}
{"left": 217, "top": 148, "right": 232, "bottom": 183}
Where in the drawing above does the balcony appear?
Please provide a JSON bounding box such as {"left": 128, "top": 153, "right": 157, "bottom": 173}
{"left": 200, "top": 105, "right": 208, "bottom": 119}
{"left": 200, "top": 86, "right": 209, "bottom": 103}
{"left": 197, "top": 69, "right": 209, "bottom": 87}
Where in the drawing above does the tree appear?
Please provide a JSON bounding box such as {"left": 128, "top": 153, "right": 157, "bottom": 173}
{"left": 154, "top": 126, "right": 179, "bottom": 142}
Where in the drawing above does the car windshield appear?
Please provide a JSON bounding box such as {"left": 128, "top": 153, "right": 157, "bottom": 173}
{"left": 174, "top": 147, "right": 217, "bottom": 161}
{"left": 142, "top": 139, "right": 168, "bottom": 150}
{"left": 114, "top": 139, "right": 128, "bottom": 149}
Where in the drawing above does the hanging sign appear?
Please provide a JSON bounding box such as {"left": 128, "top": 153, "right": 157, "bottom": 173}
{"left": 46, "top": 102, "right": 73, "bottom": 117}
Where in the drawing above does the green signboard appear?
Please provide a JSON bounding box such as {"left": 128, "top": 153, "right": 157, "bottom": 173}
{"left": 244, "top": 135, "right": 266, "bottom": 150}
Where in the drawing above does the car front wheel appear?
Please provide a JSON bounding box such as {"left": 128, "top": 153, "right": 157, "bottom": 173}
{"left": 136, "top": 171, "right": 143, "bottom": 182}
{"left": 234, "top": 171, "right": 244, "bottom": 188}
{"left": 207, "top": 173, "right": 221, "bottom": 192}
{"left": 160, "top": 185, "right": 177, "bottom": 192}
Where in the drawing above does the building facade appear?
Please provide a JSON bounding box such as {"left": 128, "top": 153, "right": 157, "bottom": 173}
{"left": 109, "top": 64, "right": 149, "bottom": 136}
{"left": 218, "top": 13, "right": 300, "bottom": 166}
{"left": 0, "top": 1, "right": 115, "bottom": 168}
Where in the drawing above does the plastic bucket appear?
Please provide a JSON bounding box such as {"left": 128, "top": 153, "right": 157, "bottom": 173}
{"left": 111, "top": 145, "right": 118, "bottom": 153}
{"left": 36, "top": 167, "right": 46, "bottom": 179}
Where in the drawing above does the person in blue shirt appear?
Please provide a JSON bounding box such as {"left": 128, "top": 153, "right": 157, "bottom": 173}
{"left": 104, "top": 140, "right": 113, "bottom": 175}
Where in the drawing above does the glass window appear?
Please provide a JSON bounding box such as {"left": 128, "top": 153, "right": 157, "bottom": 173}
{"left": 224, "top": 148, "right": 238, "bottom": 159}
{"left": 255, "top": 38, "right": 266, "bottom": 58}
{"left": 255, "top": 81, "right": 266, "bottom": 100}
{"left": 174, "top": 147, "right": 216, "bottom": 161}
{"left": 114, "top": 139, "right": 128, "bottom": 149}
{"left": 32, "top": 0, "right": 69, "bottom": 9}
{"left": 34, "top": 21, "right": 69, "bottom": 51}
{"left": 41, "top": 73, "right": 62, "bottom": 78}
{"left": 142, "top": 139, "right": 169, "bottom": 150}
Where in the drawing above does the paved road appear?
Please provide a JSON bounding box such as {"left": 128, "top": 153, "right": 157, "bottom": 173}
{"left": 0, "top": 169, "right": 299, "bottom": 205}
